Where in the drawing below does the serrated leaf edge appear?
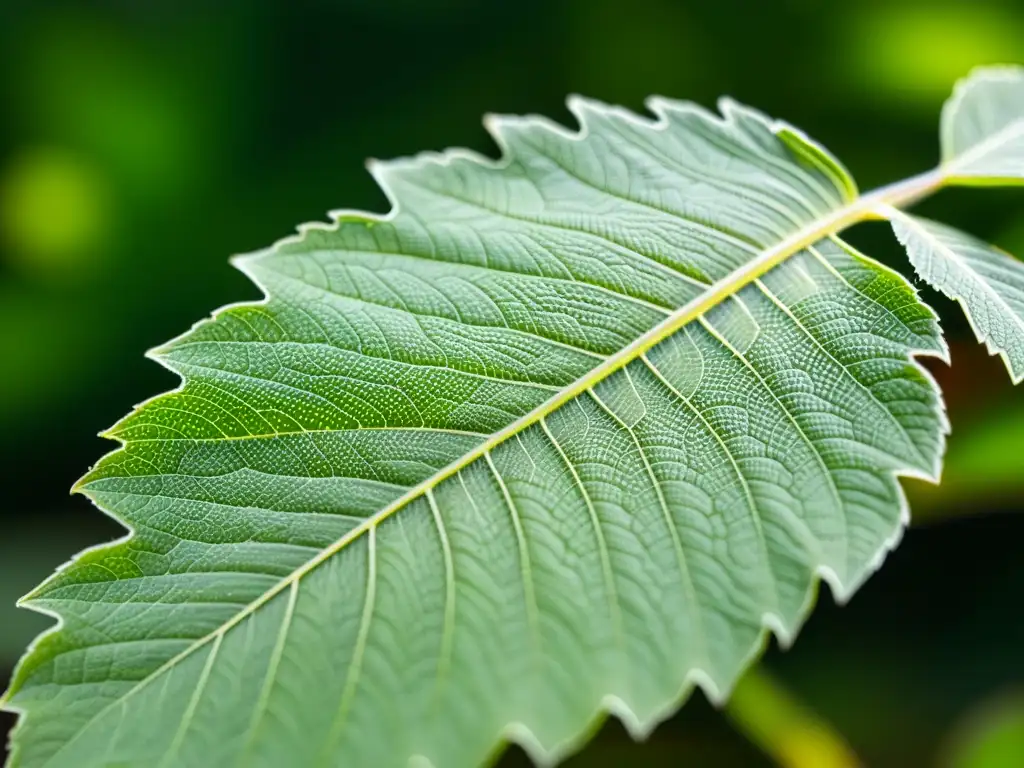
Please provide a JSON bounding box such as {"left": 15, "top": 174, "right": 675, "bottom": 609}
{"left": 3, "top": 96, "right": 957, "bottom": 768}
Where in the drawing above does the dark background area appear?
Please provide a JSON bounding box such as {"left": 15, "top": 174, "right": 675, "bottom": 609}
{"left": 1, "top": 0, "right": 1023, "bottom": 765}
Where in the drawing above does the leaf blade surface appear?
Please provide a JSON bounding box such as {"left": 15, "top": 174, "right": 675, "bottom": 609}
{"left": 941, "top": 65, "right": 1024, "bottom": 182}
{"left": 892, "top": 213, "right": 1024, "bottom": 383}
{"left": 4, "top": 96, "right": 947, "bottom": 768}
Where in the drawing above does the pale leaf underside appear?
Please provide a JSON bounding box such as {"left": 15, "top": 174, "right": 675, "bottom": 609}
{"left": 893, "top": 64, "right": 1024, "bottom": 385}
{"left": 20, "top": 73, "right": 1024, "bottom": 768}
{"left": 941, "top": 65, "right": 1024, "bottom": 180}
{"left": 892, "top": 213, "right": 1024, "bottom": 383}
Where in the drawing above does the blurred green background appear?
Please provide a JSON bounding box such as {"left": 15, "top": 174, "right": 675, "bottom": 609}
{"left": 1, "top": 0, "right": 1023, "bottom": 766}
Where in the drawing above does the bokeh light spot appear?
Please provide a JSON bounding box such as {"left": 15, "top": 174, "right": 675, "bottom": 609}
{"left": 0, "top": 147, "right": 112, "bottom": 277}
{"left": 842, "top": 5, "right": 1023, "bottom": 107}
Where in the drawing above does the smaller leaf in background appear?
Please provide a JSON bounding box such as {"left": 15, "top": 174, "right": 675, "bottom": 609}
{"left": 941, "top": 691, "right": 1024, "bottom": 768}
{"left": 891, "top": 213, "right": 1024, "bottom": 382}
{"left": 940, "top": 65, "right": 1024, "bottom": 180}
{"left": 725, "top": 668, "right": 861, "bottom": 768}
{"left": 884, "top": 67, "right": 1024, "bottom": 386}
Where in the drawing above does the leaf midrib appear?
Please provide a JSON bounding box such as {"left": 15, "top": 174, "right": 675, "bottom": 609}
{"left": 12, "top": 163, "right": 951, "bottom": 765}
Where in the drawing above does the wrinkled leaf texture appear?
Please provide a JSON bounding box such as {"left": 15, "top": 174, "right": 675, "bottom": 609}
{"left": 5, "top": 66, "right": 1024, "bottom": 768}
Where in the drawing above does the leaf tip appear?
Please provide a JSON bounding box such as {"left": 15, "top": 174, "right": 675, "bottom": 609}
{"left": 481, "top": 111, "right": 521, "bottom": 149}
{"left": 599, "top": 694, "right": 646, "bottom": 740}
{"left": 142, "top": 345, "right": 171, "bottom": 364}
{"left": 480, "top": 110, "right": 501, "bottom": 134}
{"left": 227, "top": 251, "right": 254, "bottom": 272}
{"left": 70, "top": 471, "right": 93, "bottom": 495}
{"left": 565, "top": 94, "right": 624, "bottom": 132}
{"left": 762, "top": 611, "right": 796, "bottom": 650}
{"left": 0, "top": 685, "right": 15, "bottom": 714}
{"left": 715, "top": 95, "right": 748, "bottom": 120}
{"left": 642, "top": 94, "right": 671, "bottom": 118}
{"left": 71, "top": 456, "right": 114, "bottom": 495}
{"left": 563, "top": 92, "right": 592, "bottom": 116}
{"left": 365, "top": 155, "right": 407, "bottom": 204}
{"left": 229, "top": 248, "right": 280, "bottom": 289}
{"left": 15, "top": 583, "right": 47, "bottom": 610}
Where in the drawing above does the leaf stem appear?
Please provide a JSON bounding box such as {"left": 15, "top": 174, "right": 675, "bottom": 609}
{"left": 861, "top": 167, "right": 947, "bottom": 216}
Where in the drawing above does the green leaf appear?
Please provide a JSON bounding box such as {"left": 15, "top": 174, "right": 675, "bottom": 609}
{"left": 881, "top": 67, "right": 1024, "bottom": 386}
{"left": 891, "top": 213, "right": 1024, "bottom": 383}
{"left": 1, "top": 88, "right": 963, "bottom": 767}
{"left": 941, "top": 65, "right": 1024, "bottom": 182}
